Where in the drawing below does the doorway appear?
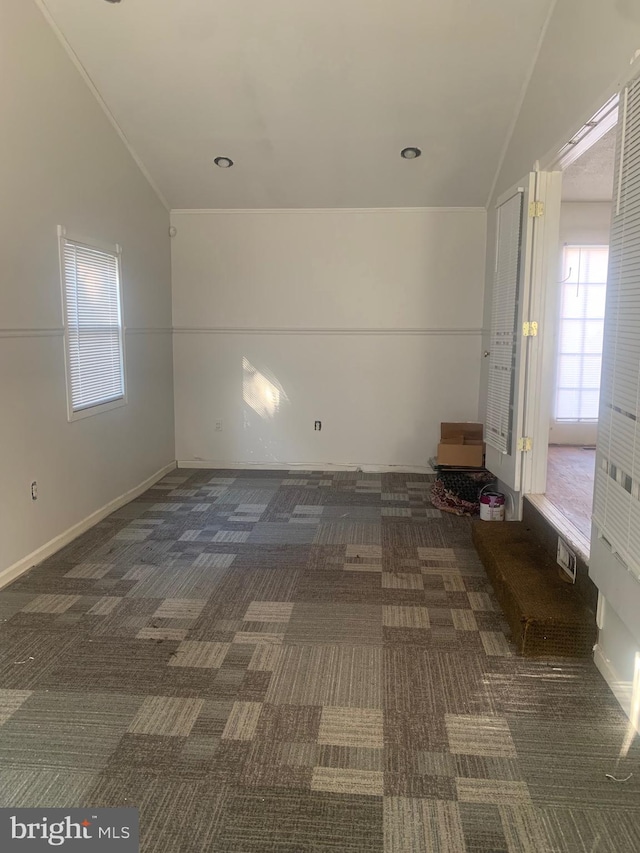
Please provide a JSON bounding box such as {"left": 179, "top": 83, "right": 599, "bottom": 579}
{"left": 500, "top": 65, "right": 640, "bottom": 724}
{"left": 528, "top": 121, "right": 617, "bottom": 556}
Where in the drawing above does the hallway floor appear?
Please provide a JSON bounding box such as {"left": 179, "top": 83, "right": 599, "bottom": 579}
{"left": 0, "top": 470, "right": 638, "bottom": 852}
{"left": 546, "top": 446, "right": 596, "bottom": 543}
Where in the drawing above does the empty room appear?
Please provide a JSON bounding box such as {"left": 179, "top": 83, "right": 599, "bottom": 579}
{"left": 1, "top": 1, "right": 640, "bottom": 851}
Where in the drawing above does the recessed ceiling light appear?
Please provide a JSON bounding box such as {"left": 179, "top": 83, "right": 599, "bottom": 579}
{"left": 214, "top": 157, "right": 234, "bottom": 169}
{"left": 103, "top": 1, "right": 122, "bottom": 4}
{"left": 401, "top": 147, "right": 422, "bottom": 160}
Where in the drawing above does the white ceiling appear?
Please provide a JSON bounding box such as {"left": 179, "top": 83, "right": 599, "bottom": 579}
{"left": 562, "top": 127, "right": 617, "bottom": 202}
{"left": 41, "top": 0, "right": 555, "bottom": 209}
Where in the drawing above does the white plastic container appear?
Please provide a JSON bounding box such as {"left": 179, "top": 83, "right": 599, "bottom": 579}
{"left": 479, "top": 491, "right": 505, "bottom": 521}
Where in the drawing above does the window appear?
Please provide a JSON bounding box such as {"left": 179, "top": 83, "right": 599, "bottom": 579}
{"left": 60, "top": 229, "right": 126, "bottom": 420}
{"left": 555, "top": 245, "right": 608, "bottom": 422}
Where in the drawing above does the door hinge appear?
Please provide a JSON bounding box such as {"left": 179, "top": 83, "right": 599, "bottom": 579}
{"left": 523, "top": 321, "right": 539, "bottom": 337}
{"left": 529, "top": 201, "right": 545, "bottom": 218}
{"left": 517, "top": 437, "right": 533, "bottom": 452}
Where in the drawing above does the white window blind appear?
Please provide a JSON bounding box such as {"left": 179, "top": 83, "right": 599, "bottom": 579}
{"left": 555, "top": 245, "right": 608, "bottom": 422}
{"left": 593, "top": 76, "right": 640, "bottom": 578}
{"left": 485, "top": 191, "right": 524, "bottom": 454}
{"left": 61, "top": 236, "right": 125, "bottom": 416}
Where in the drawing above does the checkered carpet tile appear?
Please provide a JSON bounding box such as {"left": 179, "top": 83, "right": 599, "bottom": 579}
{"left": 0, "top": 469, "right": 638, "bottom": 852}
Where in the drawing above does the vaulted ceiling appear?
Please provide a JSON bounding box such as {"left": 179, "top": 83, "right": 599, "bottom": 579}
{"left": 40, "top": 0, "right": 555, "bottom": 209}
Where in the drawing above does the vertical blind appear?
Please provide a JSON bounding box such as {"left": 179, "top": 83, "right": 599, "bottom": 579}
{"left": 593, "top": 75, "right": 640, "bottom": 579}
{"left": 555, "top": 245, "right": 608, "bottom": 422}
{"left": 485, "top": 191, "right": 524, "bottom": 454}
{"left": 62, "top": 239, "right": 125, "bottom": 413}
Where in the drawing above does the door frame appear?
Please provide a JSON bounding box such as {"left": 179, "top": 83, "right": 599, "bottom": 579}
{"left": 520, "top": 170, "right": 563, "bottom": 498}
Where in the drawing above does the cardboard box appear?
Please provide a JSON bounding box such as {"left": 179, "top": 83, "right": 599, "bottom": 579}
{"left": 437, "top": 422, "right": 485, "bottom": 468}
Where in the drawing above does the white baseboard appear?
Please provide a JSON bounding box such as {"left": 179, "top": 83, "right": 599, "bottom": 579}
{"left": 593, "top": 643, "right": 634, "bottom": 721}
{"left": 0, "top": 461, "right": 177, "bottom": 591}
{"left": 176, "top": 460, "right": 434, "bottom": 474}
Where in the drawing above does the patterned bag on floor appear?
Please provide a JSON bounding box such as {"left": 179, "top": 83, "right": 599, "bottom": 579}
{"left": 431, "top": 480, "right": 477, "bottom": 515}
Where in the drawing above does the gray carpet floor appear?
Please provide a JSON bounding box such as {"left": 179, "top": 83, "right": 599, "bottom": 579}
{"left": 0, "top": 469, "right": 638, "bottom": 852}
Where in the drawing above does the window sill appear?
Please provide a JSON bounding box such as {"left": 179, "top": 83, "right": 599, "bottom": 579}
{"left": 68, "top": 396, "right": 127, "bottom": 423}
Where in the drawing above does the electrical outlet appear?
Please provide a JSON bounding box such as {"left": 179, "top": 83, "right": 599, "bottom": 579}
{"left": 215, "top": 420, "right": 223, "bottom": 431}
{"left": 557, "top": 537, "right": 576, "bottom": 583}
{"left": 314, "top": 420, "right": 322, "bottom": 431}
{"left": 31, "top": 481, "right": 38, "bottom": 501}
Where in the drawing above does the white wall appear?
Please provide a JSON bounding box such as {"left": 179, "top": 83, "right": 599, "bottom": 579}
{"left": 479, "top": 0, "right": 640, "bottom": 718}
{"left": 171, "top": 208, "right": 486, "bottom": 468}
{"left": 591, "top": 532, "right": 640, "bottom": 722}
{"left": 0, "top": 0, "right": 175, "bottom": 578}
{"left": 559, "top": 201, "right": 612, "bottom": 245}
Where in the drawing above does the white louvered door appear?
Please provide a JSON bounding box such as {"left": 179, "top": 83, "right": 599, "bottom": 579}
{"left": 485, "top": 190, "right": 525, "bottom": 454}
{"left": 484, "top": 174, "right": 537, "bottom": 504}
{"left": 592, "top": 71, "right": 640, "bottom": 581}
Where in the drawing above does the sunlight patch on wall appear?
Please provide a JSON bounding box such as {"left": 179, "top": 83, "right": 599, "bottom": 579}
{"left": 243, "top": 357, "right": 288, "bottom": 420}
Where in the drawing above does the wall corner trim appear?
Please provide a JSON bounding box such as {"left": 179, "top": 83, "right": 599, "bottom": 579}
{"left": 0, "top": 461, "right": 177, "bottom": 591}
{"left": 484, "top": 0, "right": 558, "bottom": 208}
{"left": 170, "top": 207, "right": 486, "bottom": 216}
{"left": 34, "top": 0, "right": 170, "bottom": 212}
